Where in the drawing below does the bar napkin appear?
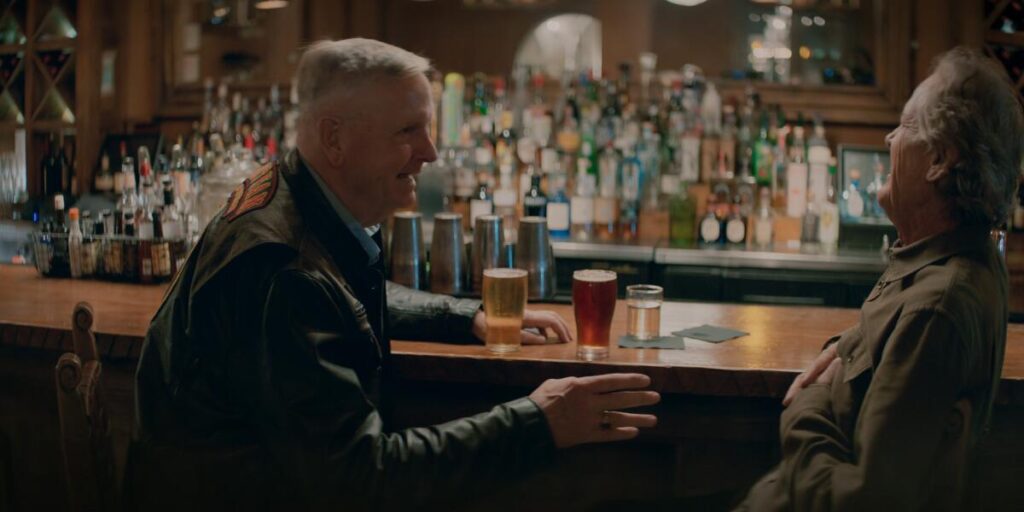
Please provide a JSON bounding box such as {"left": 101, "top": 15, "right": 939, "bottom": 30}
{"left": 618, "top": 335, "right": 686, "bottom": 350}
{"left": 671, "top": 324, "right": 749, "bottom": 343}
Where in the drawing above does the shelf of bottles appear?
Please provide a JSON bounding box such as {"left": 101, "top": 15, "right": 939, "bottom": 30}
{"left": 30, "top": 78, "right": 300, "bottom": 282}
{"left": 422, "top": 59, "right": 889, "bottom": 257}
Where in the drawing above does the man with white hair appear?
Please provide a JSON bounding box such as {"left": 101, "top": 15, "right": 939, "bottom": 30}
{"left": 131, "top": 38, "right": 659, "bottom": 511}
{"left": 736, "top": 47, "right": 1022, "bottom": 511}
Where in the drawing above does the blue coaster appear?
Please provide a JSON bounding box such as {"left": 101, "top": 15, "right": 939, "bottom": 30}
{"left": 672, "top": 324, "right": 749, "bottom": 343}
{"left": 618, "top": 335, "right": 686, "bottom": 350}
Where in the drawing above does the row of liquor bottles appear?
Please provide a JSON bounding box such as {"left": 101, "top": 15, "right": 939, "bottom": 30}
{"left": 33, "top": 193, "right": 188, "bottom": 283}
{"left": 437, "top": 147, "right": 843, "bottom": 249}
{"left": 428, "top": 60, "right": 887, "bottom": 247}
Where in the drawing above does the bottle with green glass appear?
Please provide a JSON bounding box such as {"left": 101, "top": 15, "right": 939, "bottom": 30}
{"left": 669, "top": 182, "right": 696, "bottom": 247}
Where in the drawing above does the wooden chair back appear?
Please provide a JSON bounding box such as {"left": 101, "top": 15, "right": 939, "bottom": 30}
{"left": 56, "top": 302, "right": 117, "bottom": 512}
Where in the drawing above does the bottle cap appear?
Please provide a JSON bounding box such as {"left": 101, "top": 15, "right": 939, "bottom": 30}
{"left": 68, "top": 207, "right": 79, "bottom": 220}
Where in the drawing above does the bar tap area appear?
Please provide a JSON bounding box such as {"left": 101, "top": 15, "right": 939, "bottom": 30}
{"left": 1, "top": 0, "right": 1024, "bottom": 511}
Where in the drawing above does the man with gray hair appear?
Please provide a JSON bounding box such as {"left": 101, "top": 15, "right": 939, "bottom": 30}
{"left": 736, "top": 47, "right": 1022, "bottom": 511}
{"left": 131, "top": 38, "right": 659, "bottom": 511}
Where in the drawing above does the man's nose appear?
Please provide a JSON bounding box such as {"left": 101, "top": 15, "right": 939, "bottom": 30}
{"left": 420, "top": 135, "right": 438, "bottom": 163}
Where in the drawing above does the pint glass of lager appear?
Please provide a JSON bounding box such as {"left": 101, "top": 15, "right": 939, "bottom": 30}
{"left": 482, "top": 268, "right": 529, "bottom": 353}
{"left": 573, "top": 269, "right": 617, "bottom": 360}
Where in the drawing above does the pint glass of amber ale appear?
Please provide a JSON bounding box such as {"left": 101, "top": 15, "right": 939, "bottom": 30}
{"left": 482, "top": 268, "right": 529, "bottom": 353}
{"left": 572, "top": 269, "right": 617, "bottom": 360}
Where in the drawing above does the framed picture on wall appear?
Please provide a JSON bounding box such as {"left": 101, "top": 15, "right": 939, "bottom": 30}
{"left": 837, "top": 144, "right": 893, "bottom": 226}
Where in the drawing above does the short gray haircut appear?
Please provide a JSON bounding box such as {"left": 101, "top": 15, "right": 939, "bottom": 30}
{"left": 295, "top": 38, "right": 431, "bottom": 119}
{"left": 914, "top": 47, "right": 1024, "bottom": 228}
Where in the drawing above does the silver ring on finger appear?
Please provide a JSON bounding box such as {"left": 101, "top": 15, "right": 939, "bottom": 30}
{"left": 600, "top": 410, "right": 612, "bottom": 430}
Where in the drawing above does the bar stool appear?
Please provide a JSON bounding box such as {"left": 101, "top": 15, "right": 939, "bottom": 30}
{"left": 55, "top": 302, "right": 118, "bottom": 511}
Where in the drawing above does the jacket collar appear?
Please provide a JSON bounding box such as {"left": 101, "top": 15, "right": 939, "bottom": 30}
{"left": 880, "top": 224, "right": 993, "bottom": 283}
{"left": 279, "top": 150, "right": 377, "bottom": 270}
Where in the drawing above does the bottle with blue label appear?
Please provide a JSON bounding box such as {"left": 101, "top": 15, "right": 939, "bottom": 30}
{"left": 546, "top": 172, "right": 571, "bottom": 240}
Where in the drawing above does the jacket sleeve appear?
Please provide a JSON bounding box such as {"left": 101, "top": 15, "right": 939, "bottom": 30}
{"left": 255, "top": 269, "right": 553, "bottom": 511}
{"left": 775, "top": 308, "right": 969, "bottom": 512}
{"left": 385, "top": 280, "right": 482, "bottom": 344}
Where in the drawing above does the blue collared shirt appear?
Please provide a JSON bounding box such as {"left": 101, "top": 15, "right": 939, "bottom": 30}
{"left": 304, "top": 156, "right": 382, "bottom": 265}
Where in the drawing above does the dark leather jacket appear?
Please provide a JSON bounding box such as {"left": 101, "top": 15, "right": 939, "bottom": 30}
{"left": 130, "top": 152, "right": 554, "bottom": 511}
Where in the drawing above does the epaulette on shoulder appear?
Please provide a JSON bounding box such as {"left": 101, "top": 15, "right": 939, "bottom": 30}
{"left": 222, "top": 162, "right": 280, "bottom": 222}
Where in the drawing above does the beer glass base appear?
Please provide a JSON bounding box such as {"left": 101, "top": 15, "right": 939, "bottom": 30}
{"left": 576, "top": 345, "right": 609, "bottom": 360}
{"left": 487, "top": 343, "right": 521, "bottom": 354}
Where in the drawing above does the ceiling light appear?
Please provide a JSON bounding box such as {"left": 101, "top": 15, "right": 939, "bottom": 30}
{"left": 254, "top": 0, "right": 288, "bottom": 9}
{"left": 665, "top": 0, "right": 708, "bottom": 6}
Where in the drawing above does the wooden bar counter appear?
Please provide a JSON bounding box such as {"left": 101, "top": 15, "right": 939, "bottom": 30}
{"left": 2, "top": 264, "right": 1023, "bottom": 510}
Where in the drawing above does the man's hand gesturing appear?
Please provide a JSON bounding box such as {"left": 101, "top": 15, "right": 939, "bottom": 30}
{"left": 529, "top": 373, "right": 659, "bottom": 449}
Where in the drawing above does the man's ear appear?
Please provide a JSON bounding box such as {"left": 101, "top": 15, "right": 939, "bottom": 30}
{"left": 317, "top": 117, "right": 346, "bottom": 167}
{"left": 925, "top": 145, "right": 959, "bottom": 182}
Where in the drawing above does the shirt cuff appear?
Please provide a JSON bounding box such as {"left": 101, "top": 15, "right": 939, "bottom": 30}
{"left": 445, "top": 297, "right": 483, "bottom": 344}
{"left": 508, "top": 396, "right": 557, "bottom": 464}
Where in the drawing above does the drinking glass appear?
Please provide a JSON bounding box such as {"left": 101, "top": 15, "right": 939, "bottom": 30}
{"left": 626, "top": 284, "right": 663, "bottom": 340}
{"left": 573, "top": 269, "right": 617, "bottom": 360}
{"left": 482, "top": 268, "right": 529, "bottom": 354}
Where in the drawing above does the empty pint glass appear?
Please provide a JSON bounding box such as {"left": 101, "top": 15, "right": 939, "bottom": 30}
{"left": 482, "top": 268, "right": 529, "bottom": 354}
{"left": 573, "top": 269, "right": 617, "bottom": 360}
{"left": 626, "top": 284, "right": 663, "bottom": 340}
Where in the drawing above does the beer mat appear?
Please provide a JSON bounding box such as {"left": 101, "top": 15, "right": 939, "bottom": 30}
{"left": 618, "top": 335, "right": 686, "bottom": 350}
{"left": 671, "top": 324, "right": 749, "bottom": 343}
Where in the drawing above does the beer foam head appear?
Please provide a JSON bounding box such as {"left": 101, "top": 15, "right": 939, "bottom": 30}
{"left": 484, "top": 268, "right": 528, "bottom": 279}
{"left": 573, "top": 269, "right": 616, "bottom": 283}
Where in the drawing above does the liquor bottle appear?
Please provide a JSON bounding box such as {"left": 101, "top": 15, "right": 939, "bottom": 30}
{"left": 801, "top": 192, "right": 820, "bottom": 245}
{"left": 618, "top": 151, "right": 642, "bottom": 242}
{"left": 116, "top": 157, "right": 137, "bottom": 235}
{"left": 469, "top": 170, "right": 493, "bottom": 229}
{"left": 170, "top": 143, "right": 191, "bottom": 201}
{"left": 818, "top": 164, "right": 840, "bottom": 248}
{"left": 699, "top": 82, "right": 722, "bottom": 182}
{"left": 807, "top": 116, "right": 830, "bottom": 209}
{"left": 51, "top": 193, "right": 69, "bottom": 277}
{"left": 68, "top": 207, "right": 82, "bottom": 278}
{"left": 58, "top": 130, "right": 74, "bottom": 196}
{"left": 668, "top": 182, "right": 696, "bottom": 247}
{"left": 442, "top": 73, "right": 465, "bottom": 149}
{"left": 699, "top": 197, "right": 723, "bottom": 245}
{"left": 570, "top": 166, "right": 596, "bottom": 241}
{"left": 725, "top": 198, "right": 747, "bottom": 246}
{"left": 523, "top": 173, "right": 547, "bottom": 217}
{"left": 450, "top": 151, "right": 474, "bottom": 231}
{"left": 753, "top": 187, "right": 774, "bottom": 249}
{"left": 41, "top": 133, "right": 63, "bottom": 199}
{"left": 718, "top": 105, "right": 737, "bottom": 180}
{"left": 752, "top": 111, "right": 773, "bottom": 186}
{"left": 122, "top": 212, "right": 138, "bottom": 282}
{"left": 546, "top": 172, "right": 571, "bottom": 240}
{"left": 94, "top": 153, "right": 113, "bottom": 195}
{"left": 493, "top": 165, "right": 518, "bottom": 241}
{"left": 679, "top": 121, "right": 701, "bottom": 183}
{"left": 842, "top": 169, "right": 867, "bottom": 220}
{"left": 137, "top": 196, "right": 155, "bottom": 284}
{"left": 595, "top": 145, "right": 619, "bottom": 240}
{"left": 151, "top": 210, "right": 172, "bottom": 281}
{"left": 786, "top": 123, "right": 809, "bottom": 218}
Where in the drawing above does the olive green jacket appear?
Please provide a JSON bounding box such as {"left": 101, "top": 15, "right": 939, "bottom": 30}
{"left": 130, "top": 152, "right": 554, "bottom": 511}
{"left": 738, "top": 226, "right": 1007, "bottom": 511}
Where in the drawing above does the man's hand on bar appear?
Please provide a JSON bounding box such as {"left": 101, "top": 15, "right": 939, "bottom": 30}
{"left": 529, "top": 374, "right": 660, "bottom": 448}
{"left": 782, "top": 343, "right": 840, "bottom": 407}
{"left": 472, "top": 309, "right": 574, "bottom": 345}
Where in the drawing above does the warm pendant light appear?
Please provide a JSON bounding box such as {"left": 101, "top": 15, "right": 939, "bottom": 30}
{"left": 254, "top": 0, "right": 289, "bottom": 10}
